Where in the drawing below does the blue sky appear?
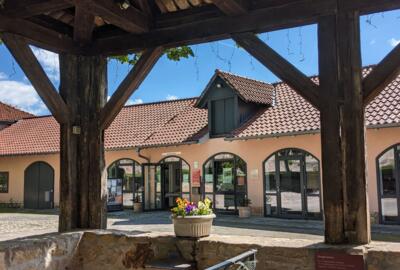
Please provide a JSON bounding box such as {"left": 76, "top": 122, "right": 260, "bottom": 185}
{"left": 0, "top": 10, "right": 399, "bottom": 115}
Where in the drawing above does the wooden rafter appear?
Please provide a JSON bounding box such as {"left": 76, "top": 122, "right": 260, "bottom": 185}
{"left": 211, "top": 0, "right": 247, "bottom": 16}
{"left": 1, "top": 33, "right": 69, "bottom": 123}
{"left": 0, "top": 14, "right": 76, "bottom": 54}
{"left": 1, "top": 0, "right": 73, "bottom": 18}
{"left": 73, "top": 3, "right": 95, "bottom": 45}
{"left": 68, "top": 0, "right": 150, "bottom": 33}
{"left": 92, "top": 0, "right": 336, "bottom": 55}
{"left": 99, "top": 47, "right": 164, "bottom": 129}
{"left": 232, "top": 32, "right": 320, "bottom": 108}
{"left": 363, "top": 42, "right": 400, "bottom": 104}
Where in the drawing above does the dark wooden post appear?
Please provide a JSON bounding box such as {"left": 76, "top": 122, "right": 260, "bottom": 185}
{"left": 318, "top": 8, "right": 370, "bottom": 244}
{"left": 59, "top": 54, "right": 108, "bottom": 232}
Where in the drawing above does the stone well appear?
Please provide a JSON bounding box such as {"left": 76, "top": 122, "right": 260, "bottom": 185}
{"left": 1, "top": 230, "right": 400, "bottom": 269}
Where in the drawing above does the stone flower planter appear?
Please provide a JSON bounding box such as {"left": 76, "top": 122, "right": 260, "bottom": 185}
{"left": 171, "top": 214, "right": 216, "bottom": 238}
{"left": 238, "top": 206, "right": 251, "bottom": 218}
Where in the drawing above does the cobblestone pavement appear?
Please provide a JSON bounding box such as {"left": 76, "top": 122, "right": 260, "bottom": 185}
{"left": 1, "top": 210, "right": 400, "bottom": 242}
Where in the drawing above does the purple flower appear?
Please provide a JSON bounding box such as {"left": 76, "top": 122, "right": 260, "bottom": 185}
{"left": 185, "top": 204, "right": 196, "bottom": 214}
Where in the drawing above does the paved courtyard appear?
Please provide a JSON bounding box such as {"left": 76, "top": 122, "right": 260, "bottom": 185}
{"left": 1, "top": 210, "right": 400, "bottom": 242}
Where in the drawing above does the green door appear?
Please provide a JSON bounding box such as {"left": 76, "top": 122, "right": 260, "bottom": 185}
{"left": 24, "top": 162, "right": 54, "bottom": 209}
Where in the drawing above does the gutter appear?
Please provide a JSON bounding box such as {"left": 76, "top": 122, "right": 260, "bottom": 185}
{"left": 137, "top": 140, "right": 199, "bottom": 150}
{"left": 224, "top": 129, "right": 320, "bottom": 141}
{"left": 224, "top": 122, "right": 400, "bottom": 142}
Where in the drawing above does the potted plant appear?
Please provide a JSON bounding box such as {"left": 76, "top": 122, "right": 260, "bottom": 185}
{"left": 171, "top": 197, "right": 216, "bottom": 238}
{"left": 238, "top": 198, "right": 252, "bottom": 218}
{"left": 133, "top": 195, "right": 142, "bottom": 213}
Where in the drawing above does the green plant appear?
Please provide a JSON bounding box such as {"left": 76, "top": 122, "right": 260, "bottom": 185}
{"left": 171, "top": 197, "right": 213, "bottom": 217}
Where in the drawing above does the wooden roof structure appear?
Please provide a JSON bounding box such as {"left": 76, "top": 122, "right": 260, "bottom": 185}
{"left": 0, "top": 0, "right": 399, "bottom": 55}
{"left": 1, "top": 0, "right": 400, "bottom": 246}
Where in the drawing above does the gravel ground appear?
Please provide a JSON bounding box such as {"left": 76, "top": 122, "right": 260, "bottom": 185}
{"left": 0, "top": 210, "right": 399, "bottom": 242}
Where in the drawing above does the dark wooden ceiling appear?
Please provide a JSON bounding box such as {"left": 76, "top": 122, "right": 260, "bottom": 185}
{"left": 0, "top": 0, "right": 400, "bottom": 56}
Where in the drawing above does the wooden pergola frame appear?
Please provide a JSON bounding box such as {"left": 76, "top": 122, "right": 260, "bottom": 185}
{"left": 1, "top": 0, "right": 400, "bottom": 245}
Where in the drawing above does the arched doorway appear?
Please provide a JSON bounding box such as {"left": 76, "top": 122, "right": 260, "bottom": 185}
{"left": 24, "top": 162, "right": 54, "bottom": 209}
{"left": 264, "top": 148, "right": 321, "bottom": 219}
{"left": 377, "top": 144, "right": 400, "bottom": 224}
{"left": 107, "top": 159, "right": 142, "bottom": 210}
{"left": 157, "top": 156, "right": 190, "bottom": 209}
{"left": 203, "top": 153, "right": 247, "bottom": 214}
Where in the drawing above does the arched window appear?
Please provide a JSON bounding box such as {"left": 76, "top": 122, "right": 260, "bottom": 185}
{"left": 264, "top": 148, "right": 321, "bottom": 219}
{"left": 107, "top": 159, "right": 142, "bottom": 210}
{"left": 156, "top": 156, "right": 191, "bottom": 209}
{"left": 377, "top": 144, "right": 400, "bottom": 224}
{"left": 203, "top": 153, "right": 247, "bottom": 214}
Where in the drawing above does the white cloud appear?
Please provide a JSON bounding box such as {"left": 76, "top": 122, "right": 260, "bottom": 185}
{"left": 389, "top": 38, "right": 400, "bottom": 47}
{"left": 126, "top": 98, "right": 144, "bottom": 105}
{"left": 0, "top": 72, "right": 7, "bottom": 80}
{"left": 31, "top": 47, "right": 59, "bottom": 82}
{"left": 0, "top": 80, "right": 49, "bottom": 115}
{"left": 132, "top": 98, "right": 144, "bottom": 105}
{"left": 166, "top": 94, "right": 178, "bottom": 101}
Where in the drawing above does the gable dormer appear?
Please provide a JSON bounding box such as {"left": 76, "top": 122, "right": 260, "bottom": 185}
{"left": 196, "top": 70, "right": 274, "bottom": 138}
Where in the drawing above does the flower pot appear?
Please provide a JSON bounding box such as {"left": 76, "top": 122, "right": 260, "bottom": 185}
{"left": 238, "top": 206, "right": 251, "bottom": 218}
{"left": 171, "top": 214, "right": 216, "bottom": 238}
{"left": 133, "top": 202, "right": 143, "bottom": 213}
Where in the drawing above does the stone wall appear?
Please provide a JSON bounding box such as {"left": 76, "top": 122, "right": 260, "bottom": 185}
{"left": 0, "top": 232, "right": 82, "bottom": 270}
{"left": 1, "top": 231, "right": 400, "bottom": 270}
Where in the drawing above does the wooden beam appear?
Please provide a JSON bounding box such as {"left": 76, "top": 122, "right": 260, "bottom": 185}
{"left": 342, "top": 0, "right": 400, "bottom": 15}
{"left": 363, "top": 43, "right": 400, "bottom": 104}
{"left": 318, "top": 15, "right": 345, "bottom": 244}
{"left": 318, "top": 8, "right": 370, "bottom": 245}
{"left": 73, "top": 4, "right": 95, "bottom": 45}
{"left": 337, "top": 8, "right": 370, "bottom": 245}
{"left": 232, "top": 32, "right": 320, "bottom": 108}
{"left": 211, "top": 0, "right": 247, "bottom": 16}
{"left": 99, "top": 47, "right": 164, "bottom": 129}
{"left": 59, "top": 54, "right": 108, "bottom": 232}
{"left": 1, "top": 0, "right": 73, "bottom": 18}
{"left": 1, "top": 33, "right": 69, "bottom": 124}
{"left": 0, "top": 14, "right": 76, "bottom": 54}
{"left": 70, "top": 0, "right": 150, "bottom": 33}
{"left": 91, "top": 0, "right": 337, "bottom": 55}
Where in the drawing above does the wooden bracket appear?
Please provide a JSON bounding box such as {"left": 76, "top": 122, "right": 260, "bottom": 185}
{"left": 363, "top": 42, "right": 400, "bottom": 105}
{"left": 232, "top": 32, "right": 320, "bottom": 109}
{"left": 1, "top": 33, "right": 69, "bottom": 123}
{"left": 99, "top": 46, "right": 164, "bottom": 130}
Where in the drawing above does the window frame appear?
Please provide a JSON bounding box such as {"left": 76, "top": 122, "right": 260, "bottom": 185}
{"left": 0, "top": 171, "right": 9, "bottom": 193}
{"left": 376, "top": 144, "right": 400, "bottom": 224}
{"left": 263, "top": 148, "right": 322, "bottom": 220}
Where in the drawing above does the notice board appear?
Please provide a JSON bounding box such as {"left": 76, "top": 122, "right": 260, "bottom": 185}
{"left": 315, "top": 251, "right": 364, "bottom": 270}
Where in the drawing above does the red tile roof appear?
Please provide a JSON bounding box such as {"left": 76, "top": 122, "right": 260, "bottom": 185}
{"left": 0, "top": 102, "right": 34, "bottom": 122}
{"left": 216, "top": 70, "right": 274, "bottom": 105}
{"left": 0, "top": 67, "right": 399, "bottom": 156}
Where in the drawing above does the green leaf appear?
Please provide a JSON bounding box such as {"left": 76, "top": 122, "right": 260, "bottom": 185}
{"left": 109, "top": 46, "right": 194, "bottom": 65}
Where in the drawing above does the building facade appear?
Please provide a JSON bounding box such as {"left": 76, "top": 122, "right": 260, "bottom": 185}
{"left": 0, "top": 68, "right": 399, "bottom": 225}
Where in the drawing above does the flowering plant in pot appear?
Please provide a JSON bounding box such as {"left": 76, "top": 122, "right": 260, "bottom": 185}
{"left": 171, "top": 197, "right": 216, "bottom": 238}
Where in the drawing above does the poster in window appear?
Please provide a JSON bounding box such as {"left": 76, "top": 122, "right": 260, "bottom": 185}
{"left": 223, "top": 168, "right": 233, "bottom": 183}
{"left": 107, "top": 178, "right": 123, "bottom": 207}
{"left": 215, "top": 194, "right": 225, "bottom": 209}
{"left": 191, "top": 169, "right": 201, "bottom": 187}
